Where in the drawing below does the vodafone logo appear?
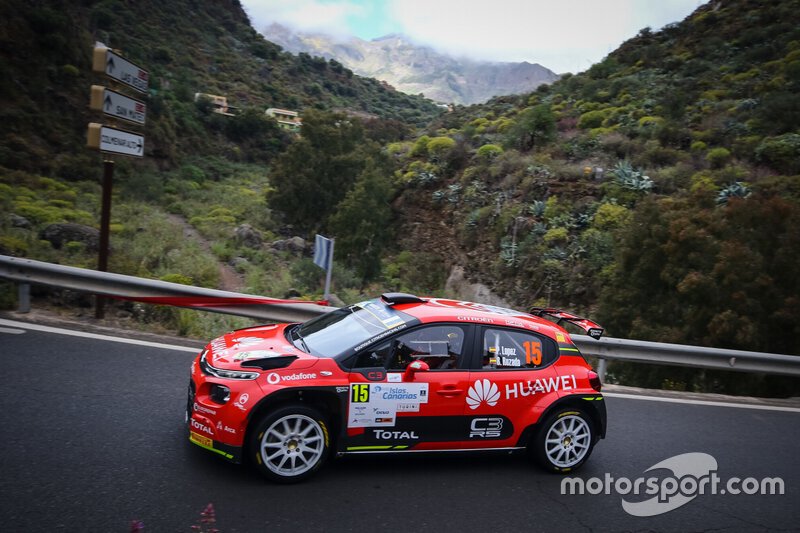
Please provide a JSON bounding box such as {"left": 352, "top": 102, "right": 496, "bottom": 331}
{"left": 266, "top": 372, "right": 317, "bottom": 385}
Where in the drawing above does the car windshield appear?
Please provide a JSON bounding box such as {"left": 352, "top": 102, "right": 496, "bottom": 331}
{"left": 291, "top": 299, "right": 413, "bottom": 357}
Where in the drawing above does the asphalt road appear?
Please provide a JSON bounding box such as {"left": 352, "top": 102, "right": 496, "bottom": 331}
{"left": 2, "top": 318, "right": 798, "bottom": 532}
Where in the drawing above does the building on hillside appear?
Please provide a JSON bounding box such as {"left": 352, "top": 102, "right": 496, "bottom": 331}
{"left": 194, "top": 93, "right": 236, "bottom": 116}
{"left": 265, "top": 108, "right": 302, "bottom": 132}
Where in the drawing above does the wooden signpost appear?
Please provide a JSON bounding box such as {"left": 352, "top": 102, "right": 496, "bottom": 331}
{"left": 87, "top": 43, "right": 148, "bottom": 318}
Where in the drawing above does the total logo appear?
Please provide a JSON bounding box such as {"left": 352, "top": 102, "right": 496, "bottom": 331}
{"left": 266, "top": 372, "right": 317, "bottom": 385}
{"left": 466, "top": 379, "right": 500, "bottom": 410}
{"left": 191, "top": 418, "right": 213, "bottom": 436}
{"left": 372, "top": 430, "right": 419, "bottom": 440}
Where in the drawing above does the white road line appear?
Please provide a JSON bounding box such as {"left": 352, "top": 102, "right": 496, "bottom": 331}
{"left": 0, "top": 318, "right": 200, "bottom": 353}
{"left": 604, "top": 392, "right": 800, "bottom": 413}
{"left": 0, "top": 327, "right": 26, "bottom": 334}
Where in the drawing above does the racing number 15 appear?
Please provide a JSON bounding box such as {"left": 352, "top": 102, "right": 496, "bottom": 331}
{"left": 351, "top": 384, "right": 370, "bottom": 403}
{"left": 523, "top": 340, "right": 542, "bottom": 366}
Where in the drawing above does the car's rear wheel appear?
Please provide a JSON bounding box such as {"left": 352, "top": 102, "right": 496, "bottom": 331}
{"left": 249, "top": 405, "right": 329, "bottom": 483}
{"left": 532, "top": 408, "right": 595, "bottom": 473}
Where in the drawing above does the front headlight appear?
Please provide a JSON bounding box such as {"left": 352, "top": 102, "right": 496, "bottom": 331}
{"left": 200, "top": 350, "right": 259, "bottom": 380}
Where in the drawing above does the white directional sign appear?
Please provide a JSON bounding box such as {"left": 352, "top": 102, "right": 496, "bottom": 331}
{"left": 92, "top": 44, "right": 149, "bottom": 94}
{"left": 90, "top": 85, "right": 146, "bottom": 125}
{"left": 87, "top": 123, "right": 145, "bottom": 157}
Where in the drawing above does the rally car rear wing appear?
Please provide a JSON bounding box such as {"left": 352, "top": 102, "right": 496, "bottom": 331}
{"left": 528, "top": 307, "right": 604, "bottom": 339}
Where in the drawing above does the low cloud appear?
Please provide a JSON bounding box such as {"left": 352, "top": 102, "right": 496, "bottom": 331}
{"left": 242, "top": 0, "right": 703, "bottom": 73}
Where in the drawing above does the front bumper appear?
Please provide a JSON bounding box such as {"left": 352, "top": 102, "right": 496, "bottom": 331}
{"left": 186, "top": 378, "right": 246, "bottom": 463}
{"left": 188, "top": 428, "right": 243, "bottom": 462}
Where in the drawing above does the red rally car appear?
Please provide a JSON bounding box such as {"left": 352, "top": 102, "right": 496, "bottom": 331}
{"left": 187, "top": 293, "right": 606, "bottom": 483}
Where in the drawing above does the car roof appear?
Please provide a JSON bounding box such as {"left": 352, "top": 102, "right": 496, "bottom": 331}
{"left": 383, "top": 296, "right": 568, "bottom": 341}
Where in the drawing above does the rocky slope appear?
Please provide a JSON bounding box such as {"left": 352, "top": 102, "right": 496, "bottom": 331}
{"left": 263, "top": 23, "right": 559, "bottom": 105}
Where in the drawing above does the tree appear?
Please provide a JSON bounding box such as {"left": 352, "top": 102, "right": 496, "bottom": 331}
{"left": 505, "top": 104, "right": 556, "bottom": 152}
{"left": 329, "top": 159, "right": 394, "bottom": 281}
{"left": 268, "top": 110, "right": 371, "bottom": 232}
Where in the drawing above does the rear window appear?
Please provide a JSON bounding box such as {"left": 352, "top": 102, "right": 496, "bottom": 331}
{"left": 481, "top": 327, "right": 558, "bottom": 369}
{"left": 291, "top": 300, "right": 414, "bottom": 357}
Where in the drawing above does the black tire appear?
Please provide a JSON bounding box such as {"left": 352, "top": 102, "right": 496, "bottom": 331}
{"left": 249, "top": 404, "right": 330, "bottom": 483}
{"left": 531, "top": 407, "right": 595, "bottom": 473}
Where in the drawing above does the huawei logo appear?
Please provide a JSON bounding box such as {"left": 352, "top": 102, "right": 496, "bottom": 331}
{"left": 467, "top": 379, "right": 500, "bottom": 410}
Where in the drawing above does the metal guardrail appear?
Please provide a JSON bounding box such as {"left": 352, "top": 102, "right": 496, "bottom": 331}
{"left": 0, "top": 255, "right": 337, "bottom": 323}
{"left": 2, "top": 254, "right": 799, "bottom": 378}
{"left": 572, "top": 335, "right": 800, "bottom": 378}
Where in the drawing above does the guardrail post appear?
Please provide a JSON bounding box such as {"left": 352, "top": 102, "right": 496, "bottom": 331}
{"left": 597, "top": 357, "right": 607, "bottom": 383}
{"left": 18, "top": 282, "right": 30, "bottom": 313}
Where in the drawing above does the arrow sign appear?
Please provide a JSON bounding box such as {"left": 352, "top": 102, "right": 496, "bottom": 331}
{"left": 90, "top": 85, "right": 146, "bottom": 126}
{"left": 87, "top": 123, "right": 145, "bottom": 157}
{"left": 92, "top": 43, "right": 148, "bottom": 94}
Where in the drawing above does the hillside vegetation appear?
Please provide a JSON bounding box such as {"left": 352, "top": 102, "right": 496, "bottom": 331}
{"left": 0, "top": 0, "right": 439, "bottom": 333}
{"left": 380, "top": 0, "right": 800, "bottom": 393}
{"left": 0, "top": 0, "right": 798, "bottom": 395}
{"left": 0, "top": 0, "right": 440, "bottom": 171}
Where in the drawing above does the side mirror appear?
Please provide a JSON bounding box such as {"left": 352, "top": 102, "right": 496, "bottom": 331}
{"left": 403, "top": 360, "right": 429, "bottom": 381}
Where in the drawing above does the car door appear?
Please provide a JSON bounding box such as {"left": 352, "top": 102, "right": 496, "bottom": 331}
{"left": 461, "top": 326, "right": 563, "bottom": 448}
{"left": 344, "top": 323, "right": 474, "bottom": 451}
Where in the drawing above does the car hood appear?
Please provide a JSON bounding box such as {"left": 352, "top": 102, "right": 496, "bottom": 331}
{"left": 204, "top": 323, "right": 317, "bottom": 370}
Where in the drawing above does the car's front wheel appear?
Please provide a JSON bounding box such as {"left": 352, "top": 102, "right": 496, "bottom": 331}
{"left": 249, "top": 405, "right": 329, "bottom": 483}
{"left": 532, "top": 408, "right": 595, "bottom": 473}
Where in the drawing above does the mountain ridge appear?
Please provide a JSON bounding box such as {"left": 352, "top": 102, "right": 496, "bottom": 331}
{"left": 262, "top": 23, "right": 560, "bottom": 105}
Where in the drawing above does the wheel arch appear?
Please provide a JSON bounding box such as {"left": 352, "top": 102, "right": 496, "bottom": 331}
{"left": 244, "top": 387, "right": 344, "bottom": 458}
{"left": 516, "top": 394, "right": 606, "bottom": 448}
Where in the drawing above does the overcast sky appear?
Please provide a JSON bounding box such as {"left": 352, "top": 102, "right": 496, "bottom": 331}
{"left": 240, "top": 0, "right": 705, "bottom": 74}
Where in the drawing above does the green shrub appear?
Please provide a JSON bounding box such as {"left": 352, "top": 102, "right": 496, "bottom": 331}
{"left": 64, "top": 241, "right": 86, "bottom": 255}
{"left": 409, "top": 135, "right": 431, "bottom": 157}
{"left": 637, "top": 116, "right": 664, "bottom": 128}
{"left": 160, "top": 273, "right": 194, "bottom": 285}
{"left": 13, "top": 203, "right": 63, "bottom": 224}
{"left": 383, "top": 251, "right": 446, "bottom": 293}
{"left": 180, "top": 164, "right": 206, "bottom": 183}
{"left": 543, "top": 227, "right": 569, "bottom": 245}
{"left": 476, "top": 144, "right": 504, "bottom": 161}
{"left": 61, "top": 64, "right": 80, "bottom": 77}
{"left": 706, "top": 147, "right": 732, "bottom": 168}
{"left": 755, "top": 134, "right": 800, "bottom": 174}
{"left": 0, "top": 236, "right": 28, "bottom": 255}
{"left": 592, "top": 203, "right": 631, "bottom": 230}
{"left": 427, "top": 137, "right": 456, "bottom": 161}
{"left": 690, "top": 141, "right": 707, "bottom": 152}
{"left": 577, "top": 109, "right": 607, "bottom": 129}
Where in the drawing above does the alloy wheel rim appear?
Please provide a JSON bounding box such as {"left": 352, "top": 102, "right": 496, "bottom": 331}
{"left": 544, "top": 415, "right": 591, "bottom": 468}
{"left": 260, "top": 414, "right": 324, "bottom": 477}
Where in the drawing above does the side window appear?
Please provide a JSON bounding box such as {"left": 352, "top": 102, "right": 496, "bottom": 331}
{"left": 352, "top": 325, "right": 468, "bottom": 371}
{"left": 353, "top": 340, "right": 394, "bottom": 369}
{"left": 482, "top": 328, "right": 557, "bottom": 369}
